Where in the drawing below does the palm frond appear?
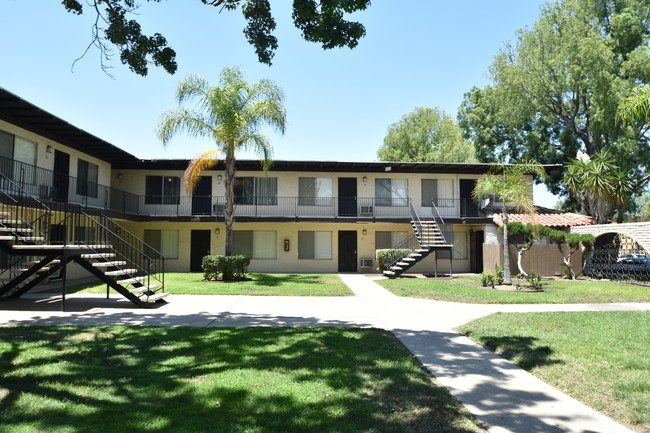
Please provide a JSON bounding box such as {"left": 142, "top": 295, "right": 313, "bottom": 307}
{"left": 184, "top": 148, "right": 221, "bottom": 193}
{"left": 176, "top": 74, "right": 211, "bottom": 106}
{"left": 156, "top": 108, "right": 217, "bottom": 146}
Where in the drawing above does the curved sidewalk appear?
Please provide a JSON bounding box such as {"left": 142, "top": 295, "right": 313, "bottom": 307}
{"left": 1, "top": 274, "right": 649, "bottom": 433}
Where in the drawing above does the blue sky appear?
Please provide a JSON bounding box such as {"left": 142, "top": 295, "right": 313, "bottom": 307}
{"left": 2, "top": 0, "right": 554, "bottom": 203}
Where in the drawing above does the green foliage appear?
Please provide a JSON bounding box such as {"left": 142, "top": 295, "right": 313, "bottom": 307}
{"left": 481, "top": 265, "right": 504, "bottom": 288}
{"left": 202, "top": 255, "right": 250, "bottom": 281}
{"left": 377, "top": 107, "right": 476, "bottom": 163}
{"left": 563, "top": 150, "right": 634, "bottom": 223}
{"left": 60, "top": 0, "right": 370, "bottom": 74}
{"left": 459, "top": 0, "right": 650, "bottom": 208}
{"left": 527, "top": 271, "right": 544, "bottom": 291}
{"left": 157, "top": 66, "right": 286, "bottom": 256}
{"left": 375, "top": 249, "right": 411, "bottom": 272}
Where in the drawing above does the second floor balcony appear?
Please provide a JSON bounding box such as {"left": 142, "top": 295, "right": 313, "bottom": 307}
{"left": 0, "top": 156, "right": 487, "bottom": 221}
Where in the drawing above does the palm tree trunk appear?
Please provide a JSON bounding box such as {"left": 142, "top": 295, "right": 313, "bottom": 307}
{"left": 224, "top": 152, "right": 236, "bottom": 256}
{"left": 502, "top": 207, "right": 512, "bottom": 285}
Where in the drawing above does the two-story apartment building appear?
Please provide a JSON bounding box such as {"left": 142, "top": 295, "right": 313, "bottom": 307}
{"left": 0, "top": 87, "right": 560, "bottom": 305}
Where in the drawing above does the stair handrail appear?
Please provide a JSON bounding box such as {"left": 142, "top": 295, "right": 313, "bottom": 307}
{"left": 408, "top": 200, "right": 424, "bottom": 246}
{"left": 80, "top": 210, "right": 165, "bottom": 293}
{"left": 383, "top": 232, "right": 421, "bottom": 275}
{"left": 0, "top": 172, "right": 52, "bottom": 244}
{"left": 430, "top": 199, "right": 450, "bottom": 244}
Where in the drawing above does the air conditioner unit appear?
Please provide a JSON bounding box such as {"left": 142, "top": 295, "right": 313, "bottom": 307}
{"left": 359, "top": 258, "right": 373, "bottom": 268}
{"left": 39, "top": 185, "right": 55, "bottom": 199}
{"left": 359, "top": 205, "right": 373, "bottom": 216}
{"left": 213, "top": 204, "right": 225, "bottom": 215}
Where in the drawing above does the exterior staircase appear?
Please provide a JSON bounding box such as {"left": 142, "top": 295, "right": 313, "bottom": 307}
{"left": 0, "top": 174, "right": 167, "bottom": 308}
{"left": 382, "top": 202, "right": 453, "bottom": 278}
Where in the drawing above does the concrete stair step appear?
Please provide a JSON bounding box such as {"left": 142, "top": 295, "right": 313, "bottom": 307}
{"left": 389, "top": 266, "right": 403, "bottom": 271}
{"left": 0, "top": 219, "right": 27, "bottom": 226}
{"left": 25, "top": 259, "right": 61, "bottom": 266}
{"left": 0, "top": 227, "right": 32, "bottom": 233}
{"left": 92, "top": 261, "right": 127, "bottom": 268}
{"left": 81, "top": 253, "right": 117, "bottom": 259}
{"left": 383, "top": 270, "right": 396, "bottom": 276}
{"left": 117, "top": 276, "right": 146, "bottom": 285}
{"left": 146, "top": 292, "right": 169, "bottom": 302}
{"left": 104, "top": 268, "right": 137, "bottom": 276}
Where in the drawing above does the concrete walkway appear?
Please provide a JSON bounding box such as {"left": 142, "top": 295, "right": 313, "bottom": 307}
{"left": 1, "top": 275, "right": 649, "bottom": 433}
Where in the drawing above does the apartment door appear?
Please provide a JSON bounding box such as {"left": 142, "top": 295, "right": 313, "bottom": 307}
{"left": 190, "top": 230, "right": 211, "bottom": 272}
{"left": 470, "top": 230, "right": 484, "bottom": 273}
{"left": 338, "top": 178, "right": 357, "bottom": 217}
{"left": 192, "top": 176, "right": 212, "bottom": 215}
{"left": 53, "top": 150, "right": 70, "bottom": 202}
{"left": 338, "top": 231, "right": 357, "bottom": 272}
{"left": 459, "top": 179, "right": 478, "bottom": 217}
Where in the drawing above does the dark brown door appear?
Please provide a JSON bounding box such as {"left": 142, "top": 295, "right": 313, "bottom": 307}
{"left": 192, "top": 176, "right": 212, "bottom": 215}
{"left": 190, "top": 230, "right": 211, "bottom": 272}
{"left": 53, "top": 150, "right": 70, "bottom": 202}
{"left": 471, "top": 230, "right": 484, "bottom": 273}
{"left": 460, "top": 179, "right": 478, "bottom": 217}
{"left": 338, "top": 231, "right": 357, "bottom": 272}
{"left": 338, "top": 178, "right": 357, "bottom": 217}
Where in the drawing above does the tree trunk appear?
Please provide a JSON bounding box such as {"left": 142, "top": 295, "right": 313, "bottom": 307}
{"left": 516, "top": 245, "right": 530, "bottom": 277}
{"left": 224, "top": 152, "right": 236, "bottom": 256}
{"left": 502, "top": 208, "right": 512, "bottom": 285}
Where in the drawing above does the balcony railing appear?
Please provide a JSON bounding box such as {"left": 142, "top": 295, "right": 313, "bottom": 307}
{"left": 0, "top": 156, "right": 486, "bottom": 219}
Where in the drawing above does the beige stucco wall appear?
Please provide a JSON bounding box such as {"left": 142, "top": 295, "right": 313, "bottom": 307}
{"left": 115, "top": 219, "right": 481, "bottom": 274}
{"left": 0, "top": 120, "right": 112, "bottom": 189}
{"left": 111, "top": 168, "right": 485, "bottom": 211}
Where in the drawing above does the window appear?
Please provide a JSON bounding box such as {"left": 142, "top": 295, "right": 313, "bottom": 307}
{"left": 145, "top": 176, "right": 180, "bottom": 204}
{"left": 233, "top": 231, "right": 277, "bottom": 259}
{"left": 298, "top": 231, "right": 332, "bottom": 259}
{"left": 234, "top": 177, "right": 277, "bottom": 205}
{"left": 76, "top": 159, "right": 99, "bottom": 198}
{"left": 298, "top": 177, "right": 332, "bottom": 206}
{"left": 375, "top": 231, "right": 409, "bottom": 250}
{"left": 375, "top": 178, "right": 408, "bottom": 206}
{"left": 144, "top": 230, "right": 179, "bottom": 259}
{"left": 452, "top": 231, "right": 468, "bottom": 260}
{"left": 421, "top": 179, "right": 454, "bottom": 207}
{"left": 0, "top": 130, "right": 37, "bottom": 183}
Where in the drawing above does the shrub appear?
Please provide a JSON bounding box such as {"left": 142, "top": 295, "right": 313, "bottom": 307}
{"left": 494, "top": 266, "right": 504, "bottom": 285}
{"left": 376, "top": 249, "right": 411, "bottom": 272}
{"left": 202, "top": 255, "right": 251, "bottom": 281}
{"left": 528, "top": 271, "right": 544, "bottom": 291}
{"left": 480, "top": 272, "right": 496, "bottom": 288}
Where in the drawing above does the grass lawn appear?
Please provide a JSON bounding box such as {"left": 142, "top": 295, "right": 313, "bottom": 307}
{"left": 0, "top": 326, "right": 483, "bottom": 433}
{"left": 55, "top": 273, "right": 353, "bottom": 296}
{"left": 377, "top": 275, "right": 650, "bottom": 304}
{"left": 458, "top": 311, "right": 650, "bottom": 432}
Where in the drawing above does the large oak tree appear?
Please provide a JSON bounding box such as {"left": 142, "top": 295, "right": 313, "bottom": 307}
{"left": 60, "top": 0, "right": 371, "bottom": 75}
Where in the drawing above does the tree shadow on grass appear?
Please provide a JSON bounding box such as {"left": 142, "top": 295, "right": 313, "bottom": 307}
{"left": 249, "top": 273, "right": 328, "bottom": 287}
{"left": 461, "top": 333, "right": 562, "bottom": 371}
{"left": 0, "top": 326, "right": 483, "bottom": 433}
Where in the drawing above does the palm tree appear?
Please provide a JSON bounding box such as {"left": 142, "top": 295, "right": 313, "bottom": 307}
{"left": 473, "top": 161, "right": 546, "bottom": 285}
{"left": 563, "top": 150, "right": 633, "bottom": 224}
{"left": 157, "top": 67, "right": 286, "bottom": 255}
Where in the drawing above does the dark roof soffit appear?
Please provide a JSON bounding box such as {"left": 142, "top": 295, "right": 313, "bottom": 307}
{"left": 0, "top": 87, "right": 140, "bottom": 165}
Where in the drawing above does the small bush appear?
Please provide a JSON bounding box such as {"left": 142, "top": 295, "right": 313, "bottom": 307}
{"left": 375, "top": 249, "right": 412, "bottom": 272}
{"left": 202, "top": 255, "right": 251, "bottom": 281}
{"left": 528, "top": 271, "right": 544, "bottom": 291}
{"left": 495, "top": 266, "right": 504, "bottom": 285}
{"left": 481, "top": 272, "right": 496, "bottom": 288}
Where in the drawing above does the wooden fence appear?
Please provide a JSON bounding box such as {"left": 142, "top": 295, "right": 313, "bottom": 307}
{"left": 483, "top": 244, "right": 583, "bottom": 277}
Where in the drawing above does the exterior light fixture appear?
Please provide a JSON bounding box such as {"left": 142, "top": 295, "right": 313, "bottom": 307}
{"left": 362, "top": 176, "right": 367, "bottom": 183}
{"left": 362, "top": 229, "right": 367, "bottom": 236}
{"left": 46, "top": 145, "right": 53, "bottom": 153}
{"left": 217, "top": 175, "right": 223, "bottom": 181}
{"left": 215, "top": 228, "right": 220, "bottom": 235}
{"left": 116, "top": 173, "right": 124, "bottom": 180}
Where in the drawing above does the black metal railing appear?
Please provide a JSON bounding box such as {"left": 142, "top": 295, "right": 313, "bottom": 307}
{"left": 423, "top": 198, "right": 482, "bottom": 218}
{"left": 384, "top": 232, "right": 423, "bottom": 273}
{"left": 583, "top": 247, "right": 650, "bottom": 282}
{"left": 80, "top": 210, "right": 165, "bottom": 293}
{"left": 431, "top": 199, "right": 451, "bottom": 244}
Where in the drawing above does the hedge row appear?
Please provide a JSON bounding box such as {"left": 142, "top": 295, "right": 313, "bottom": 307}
{"left": 202, "top": 255, "right": 250, "bottom": 281}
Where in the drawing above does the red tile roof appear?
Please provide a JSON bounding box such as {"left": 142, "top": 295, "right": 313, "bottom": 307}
{"left": 492, "top": 208, "right": 594, "bottom": 228}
